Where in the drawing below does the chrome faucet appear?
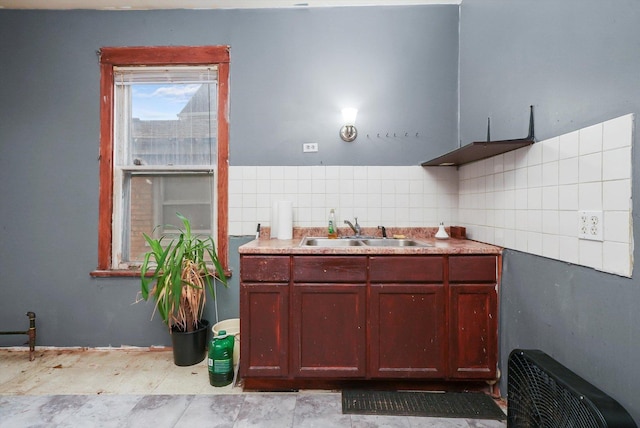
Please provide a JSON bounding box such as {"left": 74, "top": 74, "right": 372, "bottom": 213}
{"left": 344, "top": 217, "right": 362, "bottom": 237}
{"left": 377, "top": 225, "right": 387, "bottom": 238}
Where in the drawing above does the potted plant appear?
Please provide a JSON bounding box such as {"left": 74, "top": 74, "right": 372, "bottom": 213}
{"left": 139, "top": 212, "right": 227, "bottom": 366}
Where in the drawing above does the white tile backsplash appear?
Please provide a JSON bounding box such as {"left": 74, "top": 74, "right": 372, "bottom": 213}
{"left": 604, "top": 211, "right": 631, "bottom": 243}
{"left": 458, "top": 113, "right": 634, "bottom": 277}
{"left": 558, "top": 184, "right": 579, "bottom": 210}
{"left": 527, "top": 143, "right": 543, "bottom": 166}
{"left": 603, "top": 241, "right": 632, "bottom": 276}
{"left": 542, "top": 233, "right": 560, "bottom": 260}
{"left": 558, "top": 157, "right": 579, "bottom": 185}
{"left": 542, "top": 161, "right": 559, "bottom": 187}
{"left": 229, "top": 165, "right": 459, "bottom": 236}
{"left": 603, "top": 148, "right": 631, "bottom": 180}
{"left": 503, "top": 151, "right": 516, "bottom": 171}
{"left": 579, "top": 123, "right": 603, "bottom": 155}
{"left": 578, "top": 182, "right": 602, "bottom": 210}
{"left": 528, "top": 187, "right": 542, "bottom": 210}
{"left": 528, "top": 164, "right": 543, "bottom": 187}
{"left": 513, "top": 167, "right": 527, "bottom": 189}
{"left": 558, "top": 210, "right": 578, "bottom": 237}
{"left": 603, "top": 114, "right": 633, "bottom": 150}
{"left": 578, "top": 152, "right": 602, "bottom": 183}
{"left": 579, "top": 239, "right": 603, "bottom": 270}
{"left": 557, "top": 236, "right": 579, "bottom": 264}
{"left": 542, "top": 210, "right": 560, "bottom": 235}
{"left": 528, "top": 231, "right": 543, "bottom": 256}
{"left": 603, "top": 179, "right": 631, "bottom": 211}
{"left": 558, "top": 130, "right": 580, "bottom": 159}
{"left": 542, "top": 186, "right": 559, "bottom": 210}
{"left": 542, "top": 137, "right": 560, "bottom": 163}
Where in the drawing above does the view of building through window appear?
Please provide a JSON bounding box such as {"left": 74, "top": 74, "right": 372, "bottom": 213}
{"left": 114, "top": 70, "right": 218, "bottom": 264}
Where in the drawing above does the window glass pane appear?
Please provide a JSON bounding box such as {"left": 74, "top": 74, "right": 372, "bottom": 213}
{"left": 112, "top": 64, "right": 221, "bottom": 268}
{"left": 126, "top": 174, "right": 214, "bottom": 263}
{"left": 161, "top": 204, "right": 211, "bottom": 232}
{"left": 128, "top": 83, "right": 217, "bottom": 166}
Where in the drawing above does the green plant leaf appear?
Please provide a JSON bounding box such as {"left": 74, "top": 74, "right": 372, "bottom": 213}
{"left": 137, "top": 212, "right": 228, "bottom": 331}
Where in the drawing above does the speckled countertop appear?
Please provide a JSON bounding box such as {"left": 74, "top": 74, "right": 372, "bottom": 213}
{"left": 239, "top": 226, "right": 502, "bottom": 255}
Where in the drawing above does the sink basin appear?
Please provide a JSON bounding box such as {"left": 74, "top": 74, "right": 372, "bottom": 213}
{"left": 361, "top": 238, "right": 431, "bottom": 247}
{"left": 302, "top": 238, "right": 364, "bottom": 247}
{"left": 301, "top": 237, "right": 431, "bottom": 247}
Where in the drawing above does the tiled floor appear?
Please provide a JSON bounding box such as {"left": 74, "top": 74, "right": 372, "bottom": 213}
{"left": 0, "top": 348, "right": 506, "bottom": 427}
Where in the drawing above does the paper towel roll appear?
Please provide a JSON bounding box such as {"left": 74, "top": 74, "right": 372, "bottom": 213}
{"left": 276, "top": 200, "right": 293, "bottom": 240}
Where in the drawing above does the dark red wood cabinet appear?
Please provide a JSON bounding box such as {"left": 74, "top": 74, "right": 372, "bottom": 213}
{"left": 448, "top": 256, "right": 498, "bottom": 379}
{"left": 292, "top": 256, "right": 367, "bottom": 377}
{"left": 240, "top": 255, "right": 290, "bottom": 377}
{"left": 369, "top": 256, "right": 446, "bottom": 378}
{"left": 239, "top": 253, "right": 499, "bottom": 386}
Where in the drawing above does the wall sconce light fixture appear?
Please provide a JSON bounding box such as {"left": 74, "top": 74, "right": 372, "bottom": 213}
{"left": 340, "top": 108, "right": 358, "bottom": 142}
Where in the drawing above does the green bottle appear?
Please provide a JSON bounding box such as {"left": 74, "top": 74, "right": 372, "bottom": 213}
{"left": 208, "top": 330, "right": 234, "bottom": 387}
{"left": 328, "top": 209, "right": 338, "bottom": 239}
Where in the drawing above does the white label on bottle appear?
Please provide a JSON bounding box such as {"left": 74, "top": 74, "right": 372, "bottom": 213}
{"left": 213, "top": 358, "right": 232, "bottom": 373}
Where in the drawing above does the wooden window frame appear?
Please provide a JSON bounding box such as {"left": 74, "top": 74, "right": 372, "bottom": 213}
{"left": 92, "top": 46, "right": 230, "bottom": 277}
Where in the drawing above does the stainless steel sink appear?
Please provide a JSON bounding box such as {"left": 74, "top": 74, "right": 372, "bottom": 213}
{"left": 302, "top": 237, "right": 364, "bottom": 247}
{"left": 361, "top": 238, "right": 430, "bottom": 247}
{"left": 301, "top": 237, "right": 431, "bottom": 247}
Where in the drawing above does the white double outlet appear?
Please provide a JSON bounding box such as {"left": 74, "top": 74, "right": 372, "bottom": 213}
{"left": 578, "top": 210, "right": 603, "bottom": 241}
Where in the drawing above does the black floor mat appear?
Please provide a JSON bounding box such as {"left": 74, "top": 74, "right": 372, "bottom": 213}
{"left": 342, "top": 390, "right": 506, "bottom": 420}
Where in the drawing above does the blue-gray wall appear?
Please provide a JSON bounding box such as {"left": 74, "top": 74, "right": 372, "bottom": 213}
{"left": 230, "top": 7, "right": 459, "bottom": 166}
{"left": 0, "top": 6, "right": 458, "bottom": 347}
{"left": 2, "top": 2, "right": 640, "bottom": 422}
{"left": 459, "top": 0, "right": 640, "bottom": 421}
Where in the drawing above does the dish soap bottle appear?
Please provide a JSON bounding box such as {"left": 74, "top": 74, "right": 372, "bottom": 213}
{"left": 328, "top": 209, "right": 338, "bottom": 239}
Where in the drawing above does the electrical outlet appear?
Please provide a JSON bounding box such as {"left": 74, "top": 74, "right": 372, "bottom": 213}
{"left": 302, "top": 143, "right": 318, "bottom": 153}
{"left": 578, "top": 210, "right": 603, "bottom": 241}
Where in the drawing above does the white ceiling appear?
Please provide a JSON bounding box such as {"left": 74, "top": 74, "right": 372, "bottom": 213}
{"left": 0, "top": 0, "right": 459, "bottom": 10}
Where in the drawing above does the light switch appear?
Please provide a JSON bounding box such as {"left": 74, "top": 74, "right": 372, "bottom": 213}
{"left": 303, "top": 143, "right": 318, "bottom": 153}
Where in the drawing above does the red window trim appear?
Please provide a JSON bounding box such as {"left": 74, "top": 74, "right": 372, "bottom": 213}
{"left": 93, "top": 46, "right": 230, "bottom": 277}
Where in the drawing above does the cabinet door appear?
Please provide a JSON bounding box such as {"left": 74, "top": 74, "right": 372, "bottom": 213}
{"left": 240, "top": 282, "right": 289, "bottom": 377}
{"left": 292, "top": 284, "right": 366, "bottom": 378}
{"left": 448, "top": 283, "right": 497, "bottom": 379}
{"left": 369, "top": 284, "right": 446, "bottom": 378}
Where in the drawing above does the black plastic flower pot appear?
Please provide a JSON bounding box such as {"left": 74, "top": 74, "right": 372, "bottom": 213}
{"left": 170, "top": 319, "right": 209, "bottom": 366}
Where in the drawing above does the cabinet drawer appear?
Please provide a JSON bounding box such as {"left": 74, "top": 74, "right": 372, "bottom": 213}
{"left": 292, "top": 256, "right": 367, "bottom": 283}
{"left": 449, "top": 256, "right": 496, "bottom": 283}
{"left": 241, "top": 255, "right": 290, "bottom": 282}
{"left": 369, "top": 256, "right": 444, "bottom": 282}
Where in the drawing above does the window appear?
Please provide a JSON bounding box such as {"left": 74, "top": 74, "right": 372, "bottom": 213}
{"left": 94, "top": 47, "right": 230, "bottom": 275}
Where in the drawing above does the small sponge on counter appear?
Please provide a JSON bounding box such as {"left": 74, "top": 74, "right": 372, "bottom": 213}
{"left": 392, "top": 234, "right": 406, "bottom": 239}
